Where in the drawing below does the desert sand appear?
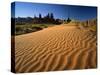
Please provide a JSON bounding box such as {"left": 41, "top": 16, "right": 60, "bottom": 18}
{"left": 15, "top": 23, "right": 97, "bottom": 73}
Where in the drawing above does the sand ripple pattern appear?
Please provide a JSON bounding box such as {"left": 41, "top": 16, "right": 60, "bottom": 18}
{"left": 15, "top": 24, "right": 97, "bottom": 73}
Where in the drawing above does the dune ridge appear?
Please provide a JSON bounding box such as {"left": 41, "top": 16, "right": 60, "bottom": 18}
{"left": 15, "top": 23, "right": 97, "bottom": 73}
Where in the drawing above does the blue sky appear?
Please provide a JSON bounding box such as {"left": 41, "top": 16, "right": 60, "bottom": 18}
{"left": 12, "top": 2, "right": 97, "bottom": 21}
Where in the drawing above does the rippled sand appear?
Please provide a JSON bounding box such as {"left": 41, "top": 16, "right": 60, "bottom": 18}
{"left": 14, "top": 23, "right": 97, "bottom": 73}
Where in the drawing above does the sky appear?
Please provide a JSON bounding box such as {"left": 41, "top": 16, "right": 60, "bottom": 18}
{"left": 11, "top": 2, "right": 97, "bottom": 21}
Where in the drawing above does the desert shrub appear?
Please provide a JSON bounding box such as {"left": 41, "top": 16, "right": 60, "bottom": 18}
{"left": 16, "top": 26, "right": 23, "bottom": 32}
{"left": 90, "top": 25, "right": 97, "bottom": 32}
{"left": 25, "top": 28, "right": 33, "bottom": 33}
{"left": 32, "top": 26, "right": 43, "bottom": 31}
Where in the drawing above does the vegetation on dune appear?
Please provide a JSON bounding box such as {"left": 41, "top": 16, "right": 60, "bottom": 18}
{"left": 15, "top": 24, "right": 55, "bottom": 35}
{"left": 89, "top": 25, "right": 97, "bottom": 32}
{"left": 79, "top": 18, "right": 97, "bottom": 32}
{"left": 89, "top": 19, "right": 97, "bottom": 32}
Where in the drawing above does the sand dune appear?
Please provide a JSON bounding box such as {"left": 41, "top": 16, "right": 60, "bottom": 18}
{"left": 14, "top": 23, "right": 97, "bottom": 73}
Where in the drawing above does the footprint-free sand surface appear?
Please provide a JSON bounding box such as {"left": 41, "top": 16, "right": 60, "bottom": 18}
{"left": 15, "top": 23, "right": 97, "bottom": 73}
